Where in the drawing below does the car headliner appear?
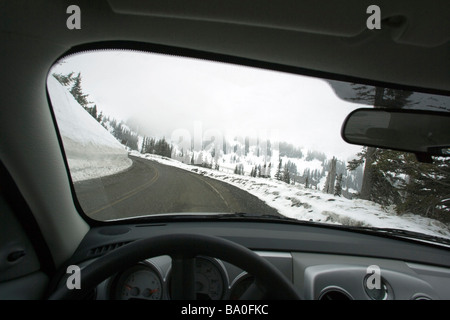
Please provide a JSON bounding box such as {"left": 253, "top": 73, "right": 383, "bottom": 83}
{"left": 0, "top": 0, "right": 449, "bottom": 266}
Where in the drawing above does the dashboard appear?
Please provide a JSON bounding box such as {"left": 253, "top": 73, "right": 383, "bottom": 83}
{"left": 94, "top": 252, "right": 291, "bottom": 300}
{"left": 63, "top": 220, "right": 450, "bottom": 300}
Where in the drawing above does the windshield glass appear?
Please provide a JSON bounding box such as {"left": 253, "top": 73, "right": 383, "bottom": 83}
{"left": 47, "top": 49, "right": 450, "bottom": 242}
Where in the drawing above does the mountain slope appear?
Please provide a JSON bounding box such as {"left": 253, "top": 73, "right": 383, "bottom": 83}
{"left": 48, "top": 76, "right": 132, "bottom": 182}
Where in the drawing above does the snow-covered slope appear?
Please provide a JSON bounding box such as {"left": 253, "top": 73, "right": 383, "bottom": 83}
{"left": 132, "top": 151, "right": 450, "bottom": 240}
{"left": 48, "top": 76, "right": 132, "bottom": 182}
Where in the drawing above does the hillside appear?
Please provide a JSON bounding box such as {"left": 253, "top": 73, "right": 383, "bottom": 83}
{"left": 47, "top": 76, "right": 132, "bottom": 182}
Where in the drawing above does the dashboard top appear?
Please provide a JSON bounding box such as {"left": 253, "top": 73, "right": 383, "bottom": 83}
{"left": 72, "top": 220, "right": 450, "bottom": 268}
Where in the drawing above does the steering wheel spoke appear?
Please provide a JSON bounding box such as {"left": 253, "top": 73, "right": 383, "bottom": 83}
{"left": 170, "top": 256, "right": 196, "bottom": 300}
{"left": 239, "top": 279, "right": 267, "bottom": 300}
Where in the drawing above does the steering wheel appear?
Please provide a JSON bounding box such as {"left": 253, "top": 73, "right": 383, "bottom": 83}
{"left": 49, "top": 233, "right": 301, "bottom": 300}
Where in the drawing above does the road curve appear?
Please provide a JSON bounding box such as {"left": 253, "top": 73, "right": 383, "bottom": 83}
{"left": 73, "top": 155, "right": 281, "bottom": 221}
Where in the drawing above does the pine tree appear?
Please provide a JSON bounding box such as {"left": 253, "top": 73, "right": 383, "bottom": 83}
{"left": 141, "top": 136, "right": 147, "bottom": 153}
{"left": 53, "top": 72, "right": 75, "bottom": 86}
{"left": 348, "top": 148, "right": 405, "bottom": 207}
{"left": 234, "top": 164, "right": 244, "bottom": 175}
{"left": 283, "top": 163, "right": 290, "bottom": 184}
{"left": 275, "top": 158, "right": 283, "bottom": 181}
{"left": 394, "top": 154, "right": 450, "bottom": 222}
{"left": 88, "top": 104, "right": 98, "bottom": 119}
{"left": 334, "top": 173, "right": 343, "bottom": 197}
{"left": 97, "top": 111, "right": 103, "bottom": 123}
{"left": 69, "top": 72, "right": 91, "bottom": 108}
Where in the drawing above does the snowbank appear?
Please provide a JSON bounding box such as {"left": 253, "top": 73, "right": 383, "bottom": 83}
{"left": 131, "top": 151, "right": 450, "bottom": 240}
{"left": 48, "top": 76, "right": 132, "bottom": 182}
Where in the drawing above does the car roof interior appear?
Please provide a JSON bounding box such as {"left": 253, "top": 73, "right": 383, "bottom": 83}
{"left": 1, "top": 0, "right": 449, "bottom": 301}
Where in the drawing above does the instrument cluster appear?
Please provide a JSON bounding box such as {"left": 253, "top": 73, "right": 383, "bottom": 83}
{"left": 103, "top": 255, "right": 255, "bottom": 300}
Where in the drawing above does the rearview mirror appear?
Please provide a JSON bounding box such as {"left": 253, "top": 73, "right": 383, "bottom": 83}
{"left": 341, "top": 109, "right": 450, "bottom": 158}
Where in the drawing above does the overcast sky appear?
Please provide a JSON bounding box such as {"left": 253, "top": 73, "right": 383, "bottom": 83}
{"left": 50, "top": 50, "right": 365, "bottom": 160}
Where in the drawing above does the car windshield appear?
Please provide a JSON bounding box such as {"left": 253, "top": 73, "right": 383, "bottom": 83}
{"left": 47, "top": 49, "right": 450, "bottom": 243}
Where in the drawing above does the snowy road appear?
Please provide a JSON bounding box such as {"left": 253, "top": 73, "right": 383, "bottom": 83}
{"left": 73, "top": 155, "right": 280, "bottom": 220}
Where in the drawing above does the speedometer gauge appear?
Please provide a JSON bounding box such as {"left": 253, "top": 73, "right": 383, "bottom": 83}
{"left": 113, "top": 264, "right": 163, "bottom": 300}
{"left": 194, "top": 257, "right": 226, "bottom": 300}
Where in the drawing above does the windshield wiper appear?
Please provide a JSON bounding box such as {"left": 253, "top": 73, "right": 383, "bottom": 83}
{"left": 133, "top": 212, "right": 302, "bottom": 223}
{"left": 214, "top": 212, "right": 336, "bottom": 227}
{"left": 223, "top": 212, "right": 300, "bottom": 222}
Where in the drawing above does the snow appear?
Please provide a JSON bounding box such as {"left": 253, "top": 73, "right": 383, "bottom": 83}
{"left": 130, "top": 151, "right": 450, "bottom": 240}
{"left": 46, "top": 74, "right": 450, "bottom": 240}
{"left": 47, "top": 76, "right": 132, "bottom": 182}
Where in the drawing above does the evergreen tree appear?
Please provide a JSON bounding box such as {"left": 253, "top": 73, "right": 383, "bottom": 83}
{"left": 369, "top": 149, "right": 404, "bottom": 207}
{"left": 348, "top": 148, "right": 401, "bottom": 206}
{"left": 275, "top": 158, "right": 283, "bottom": 181}
{"left": 283, "top": 163, "right": 290, "bottom": 184}
{"left": 69, "top": 72, "right": 91, "bottom": 108}
{"left": 97, "top": 111, "right": 103, "bottom": 123}
{"left": 153, "top": 137, "right": 172, "bottom": 157}
{"left": 234, "top": 164, "right": 244, "bottom": 175}
{"left": 261, "top": 163, "right": 266, "bottom": 177}
{"left": 394, "top": 154, "right": 449, "bottom": 222}
{"left": 53, "top": 72, "right": 75, "bottom": 86}
{"left": 141, "top": 137, "right": 147, "bottom": 153}
{"left": 87, "top": 104, "right": 98, "bottom": 120}
{"left": 334, "top": 173, "right": 343, "bottom": 197}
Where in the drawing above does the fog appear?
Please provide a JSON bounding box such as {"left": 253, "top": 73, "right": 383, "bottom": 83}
{"left": 51, "top": 50, "right": 364, "bottom": 160}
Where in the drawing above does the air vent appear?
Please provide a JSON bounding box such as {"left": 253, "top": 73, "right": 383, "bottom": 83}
{"left": 88, "top": 241, "right": 131, "bottom": 257}
{"left": 318, "top": 287, "right": 353, "bottom": 300}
